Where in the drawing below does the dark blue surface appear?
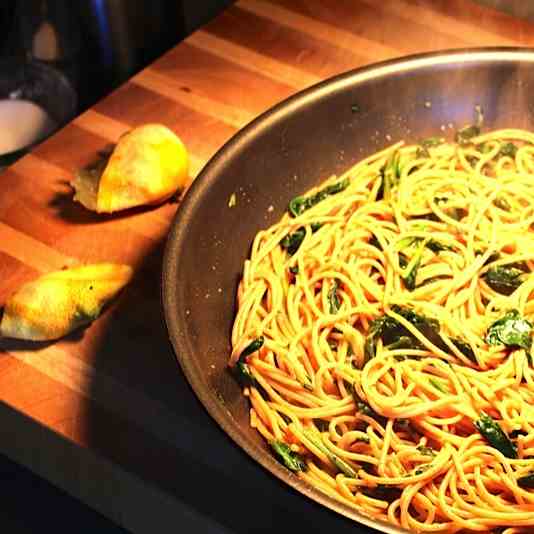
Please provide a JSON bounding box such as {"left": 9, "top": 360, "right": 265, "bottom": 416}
{"left": 0, "top": 453, "right": 128, "bottom": 533}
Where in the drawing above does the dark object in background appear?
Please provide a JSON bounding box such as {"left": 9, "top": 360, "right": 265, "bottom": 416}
{"left": 75, "top": 0, "right": 234, "bottom": 109}
{"left": 0, "top": 2, "right": 78, "bottom": 166}
{"left": 0, "top": 59, "right": 76, "bottom": 167}
{"left": 1, "top": 1, "right": 80, "bottom": 90}
{"left": 162, "top": 49, "right": 534, "bottom": 530}
{"left": 1, "top": 0, "right": 178, "bottom": 111}
{"left": 1, "top": 1, "right": 234, "bottom": 113}
{"left": 74, "top": 0, "right": 184, "bottom": 110}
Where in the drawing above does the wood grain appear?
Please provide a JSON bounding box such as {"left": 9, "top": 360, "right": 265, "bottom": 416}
{"left": 134, "top": 69, "right": 256, "bottom": 129}
{"left": 187, "top": 29, "right": 320, "bottom": 89}
{"left": 240, "top": 0, "right": 400, "bottom": 60}
{"left": 1, "top": 1, "right": 534, "bottom": 533}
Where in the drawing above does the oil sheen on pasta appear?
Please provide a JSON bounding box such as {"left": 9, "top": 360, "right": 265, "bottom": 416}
{"left": 229, "top": 128, "right": 534, "bottom": 533}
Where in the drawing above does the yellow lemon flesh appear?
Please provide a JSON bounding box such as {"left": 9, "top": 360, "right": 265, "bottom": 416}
{"left": 72, "top": 123, "right": 189, "bottom": 213}
{"left": 0, "top": 263, "right": 133, "bottom": 340}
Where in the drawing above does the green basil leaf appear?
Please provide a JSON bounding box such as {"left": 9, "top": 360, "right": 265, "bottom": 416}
{"left": 484, "top": 266, "right": 528, "bottom": 296}
{"left": 270, "top": 441, "right": 307, "bottom": 472}
{"left": 235, "top": 337, "right": 264, "bottom": 387}
{"left": 486, "top": 310, "right": 533, "bottom": 350}
{"left": 455, "top": 125, "right": 480, "bottom": 145}
{"left": 280, "top": 228, "right": 306, "bottom": 255}
{"left": 328, "top": 279, "right": 342, "bottom": 314}
{"left": 302, "top": 428, "right": 356, "bottom": 477}
{"left": 475, "top": 413, "right": 517, "bottom": 459}
{"left": 499, "top": 142, "right": 517, "bottom": 158}
{"left": 288, "top": 178, "right": 350, "bottom": 217}
{"left": 517, "top": 472, "right": 534, "bottom": 489}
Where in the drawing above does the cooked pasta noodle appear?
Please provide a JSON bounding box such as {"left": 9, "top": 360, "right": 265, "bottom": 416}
{"left": 229, "top": 128, "right": 534, "bottom": 533}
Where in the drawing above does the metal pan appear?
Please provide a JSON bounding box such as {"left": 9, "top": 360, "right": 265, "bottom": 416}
{"left": 162, "top": 48, "right": 534, "bottom": 533}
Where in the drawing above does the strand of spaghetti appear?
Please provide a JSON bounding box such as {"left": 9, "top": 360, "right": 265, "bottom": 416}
{"left": 248, "top": 387, "right": 283, "bottom": 440}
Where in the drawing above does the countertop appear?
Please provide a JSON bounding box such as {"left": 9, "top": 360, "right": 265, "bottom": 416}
{"left": 2, "top": 1, "right": 534, "bottom": 532}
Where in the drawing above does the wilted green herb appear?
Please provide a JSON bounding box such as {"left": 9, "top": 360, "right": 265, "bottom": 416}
{"left": 234, "top": 358, "right": 258, "bottom": 389}
{"left": 425, "top": 239, "right": 454, "bottom": 253}
{"left": 402, "top": 252, "right": 423, "bottom": 291}
{"left": 484, "top": 265, "right": 529, "bottom": 296}
{"left": 416, "top": 445, "right": 436, "bottom": 457}
{"left": 409, "top": 238, "right": 454, "bottom": 253}
{"left": 386, "top": 336, "right": 414, "bottom": 352}
{"left": 450, "top": 338, "right": 477, "bottom": 363}
{"left": 270, "top": 441, "right": 307, "bottom": 472}
{"left": 288, "top": 178, "right": 350, "bottom": 217}
{"left": 417, "top": 137, "right": 444, "bottom": 158}
{"left": 399, "top": 239, "right": 425, "bottom": 291}
{"left": 302, "top": 428, "right": 357, "bottom": 477}
{"left": 328, "top": 279, "right": 342, "bottom": 314}
{"left": 476, "top": 142, "right": 493, "bottom": 154}
{"left": 240, "top": 337, "right": 264, "bottom": 358}
{"left": 475, "top": 413, "right": 517, "bottom": 459}
{"left": 397, "top": 237, "right": 453, "bottom": 291}
{"left": 356, "top": 401, "right": 374, "bottom": 417}
{"left": 363, "top": 305, "right": 475, "bottom": 366}
{"left": 234, "top": 337, "right": 265, "bottom": 387}
{"left": 486, "top": 309, "right": 533, "bottom": 351}
{"left": 499, "top": 142, "right": 517, "bottom": 158}
{"left": 280, "top": 228, "right": 306, "bottom": 256}
{"left": 414, "top": 464, "right": 432, "bottom": 475}
{"left": 364, "top": 306, "right": 440, "bottom": 363}
{"left": 280, "top": 223, "right": 322, "bottom": 255}
{"left": 455, "top": 125, "right": 480, "bottom": 145}
{"left": 517, "top": 472, "right": 534, "bottom": 489}
{"left": 349, "top": 386, "right": 387, "bottom": 424}
{"left": 380, "top": 150, "right": 401, "bottom": 201}
{"left": 421, "top": 136, "right": 444, "bottom": 148}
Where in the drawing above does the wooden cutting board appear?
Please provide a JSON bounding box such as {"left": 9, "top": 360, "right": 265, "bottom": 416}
{"left": 1, "top": 1, "right": 533, "bottom": 532}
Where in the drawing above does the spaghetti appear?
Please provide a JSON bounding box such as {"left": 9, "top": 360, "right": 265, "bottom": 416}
{"left": 229, "top": 128, "right": 534, "bottom": 533}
